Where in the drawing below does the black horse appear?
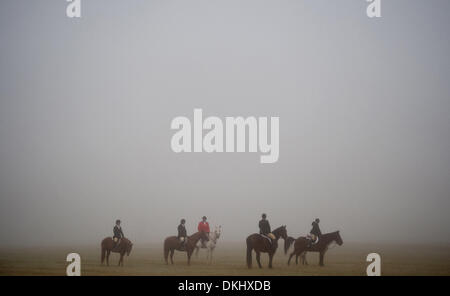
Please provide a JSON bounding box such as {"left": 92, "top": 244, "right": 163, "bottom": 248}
{"left": 287, "top": 231, "right": 343, "bottom": 266}
{"left": 246, "top": 226, "right": 288, "bottom": 269}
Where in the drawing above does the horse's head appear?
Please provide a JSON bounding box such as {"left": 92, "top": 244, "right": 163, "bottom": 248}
{"left": 335, "top": 231, "right": 343, "bottom": 246}
{"left": 214, "top": 226, "right": 222, "bottom": 239}
{"left": 126, "top": 241, "right": 133, "bottom": 256}
{"left": 273, "top": 225, "right": 288, "bottom": 240}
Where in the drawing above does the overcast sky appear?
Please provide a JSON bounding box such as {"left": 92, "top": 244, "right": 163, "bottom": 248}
{"left": 0, "top": 0, "right": 449, "bottom": 247}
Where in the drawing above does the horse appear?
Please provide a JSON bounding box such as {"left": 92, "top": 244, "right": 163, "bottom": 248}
{"left": 285, "top": 236, "right": 296, "bottom": 252}
{"left": 194, "top": 226, "right": 221, "bottom": 264}
{"left": 287, "top": 231, "right": 343, "bottom": 266}
{"left": 246, "top": 225, "right": 288, "bottom": 269}
{"left": 164, "top": 231, "right": 209, "bottom": 265}
{"left": 101, "top": 237, "right": 133, "bottom": 266}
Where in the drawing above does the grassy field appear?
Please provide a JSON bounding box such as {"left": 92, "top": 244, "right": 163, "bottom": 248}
{"left": 1, "top": 242, "right": 450, "bottom": 276}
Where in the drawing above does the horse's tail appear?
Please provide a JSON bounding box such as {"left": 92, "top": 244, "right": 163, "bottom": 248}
{"left": 101, "top": 243, "right": 106, "bottom": 264}
{"left": 285, "top": 236, "right": 295, "bottom": 254}
{"left": 246, "top": 237, "right": 252, "bottom": 268}
{"left": 163, "top": 238, "right": 169, "bottom": 264}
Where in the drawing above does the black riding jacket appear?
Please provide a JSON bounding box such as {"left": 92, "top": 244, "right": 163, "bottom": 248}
{"left": 178, "top": 224, "right": 187, "bottom": 238}
{"left": 259, "top": 219, "right": 271, "bottom": 235}
{"left": 310, "top": 221, "right": 322, "bottom": 237}
{"left": 113, "top": 225, "right": 124, "bottom": 239}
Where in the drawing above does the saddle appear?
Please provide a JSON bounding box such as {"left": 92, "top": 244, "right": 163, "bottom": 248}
{"left": 260, "top": 233, "right": 275, "bottom": 244}
{"left": 112, "top": 238, "right": 122, "bottom": 251}
{"left": 307, "top": 234, "right": 319, "bottom": 246}
{"left": 178, "top": 237, "right": 187, "bottom": 251}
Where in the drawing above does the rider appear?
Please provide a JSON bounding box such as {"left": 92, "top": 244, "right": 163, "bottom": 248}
{"left": 113, "top": 219, "right": 125, "bottom": 248}
{"left": 307, "top": 218, "right": 322, "bottom": 248}
{"left": 197, "top": 216, "right": 210, "bottom": 248}
{"left": 178, "top": 219, "right": 187, "bottom": 250}
{"left": 259, "top": 213, "right": 275, "bottom": 241}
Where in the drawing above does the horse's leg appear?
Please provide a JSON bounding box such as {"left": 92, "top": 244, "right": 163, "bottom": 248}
{"left": 195, "top": 245, "right": 199, "bottom": 257}
{"left": 256, "top": 251, "right": 262, "bottom": 269}
{"left": 209, "top": 248, "right": 214, "bottom": 264}
{"left": 268, "top": 253, "right": 273, "bottom": 269}
{"left": 170, "top": 249, "right": 175, "bottom": 265}
{"left": 288, "top": 251, "right": 295, "bottom": 265}
{"left": 319, "top": 251, "right": 325, "bottom": 266}
{"left": 303, "top": 252, "right": 308, "bottom": 265}
{"left": 118, "top": 253, "right": 123, "bottom": 266}
{"left": 187, "top": 250, "right": 192, "bottom": 266}
{"left": 101, "top": 247, "right": 106, "bottom": 265}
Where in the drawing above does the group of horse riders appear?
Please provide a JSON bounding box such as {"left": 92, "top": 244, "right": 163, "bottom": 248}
{"left": 111, "top": 214, "right": 322, "bottom": 250}
{"left": 259, "top": 213, "right": 321, "bottom": 247}
{"left": 177, "top": 216, "right": 210, "bottom": 250}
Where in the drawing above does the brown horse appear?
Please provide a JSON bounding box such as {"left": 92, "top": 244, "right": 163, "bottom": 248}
{"left": 246, "top": 225, "right": 288, "bottom": 269}
{"left": 164, "top": 231, "right": 209, "bottom": 265}
{"left": 101, "top": 237, "right": 133, "bottom": 266}
{"left": 287, "top": 231, "right": 343, "bottom": 266}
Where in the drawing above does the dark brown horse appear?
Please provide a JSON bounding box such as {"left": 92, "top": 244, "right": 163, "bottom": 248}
{"left": 164, "top": 231, "right": 209, "bottom": 265}
{"left": 246, "top": 225, "right": 288, "bottom": 269}
{"left": 101, "top": 237, "right": 133, "bottom": 266}
{"left": 287, "top": 231, "right": 343, "bottom": 266}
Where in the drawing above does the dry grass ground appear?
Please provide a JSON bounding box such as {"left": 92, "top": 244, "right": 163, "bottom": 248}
{"left": 1, "top": 242, "right": 449, "bottom": 276}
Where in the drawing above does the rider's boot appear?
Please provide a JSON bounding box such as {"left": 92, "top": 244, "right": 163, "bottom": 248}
{"left": 179, "top": 239, "right": 186, "bottom": 251}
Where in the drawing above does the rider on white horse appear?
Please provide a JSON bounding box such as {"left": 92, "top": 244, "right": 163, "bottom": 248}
{"left": 195, "top": 225, "right": 221, "bottom": 263}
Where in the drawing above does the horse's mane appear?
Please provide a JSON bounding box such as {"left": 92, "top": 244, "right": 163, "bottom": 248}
{"left": 121, "top": 237, "right": 132, "bottom": 247}
{"left": 299, "top": 231, "right": 339, "bottom": 240}
{"left": 188, "top": 231, "right": 203, "bottom": 239}
{"left": 272, "top": 225, "right": 285, "bottom": 233}
{"left": 321, "top": 231, "right": 340, "bottom": 238}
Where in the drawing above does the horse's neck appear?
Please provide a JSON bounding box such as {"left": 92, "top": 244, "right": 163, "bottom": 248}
{"left": 211, "top": 233, "right": 220, "bottom": 244}
{"left": 189, "top": 232, "right": 203, "bottom": 243}
{"left": 121, "top": 238, "right": 130, "bottom": 247}
{"left": 272, "top": 229, "right": 282, "bottom": 241}
{"left": 321, "top": 233, "right": 336, "bottom": 246}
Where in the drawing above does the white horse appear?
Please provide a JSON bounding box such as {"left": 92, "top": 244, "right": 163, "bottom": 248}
{"left": 195, "top": 226, "right": 221, "bottom": 263}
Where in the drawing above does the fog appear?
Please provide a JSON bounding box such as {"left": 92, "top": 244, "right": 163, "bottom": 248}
{"left": 1, "top": 0, "right": 449, "bottom": 247}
